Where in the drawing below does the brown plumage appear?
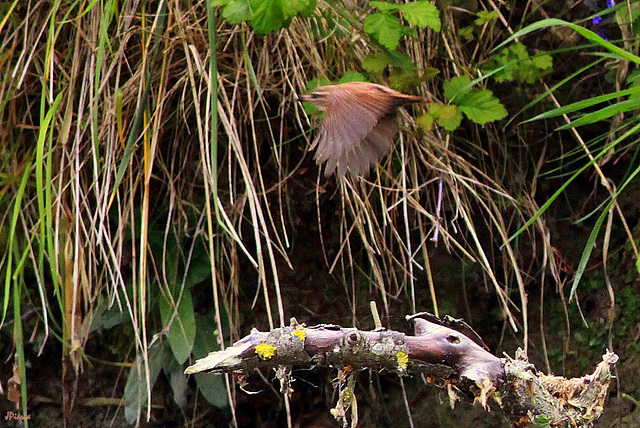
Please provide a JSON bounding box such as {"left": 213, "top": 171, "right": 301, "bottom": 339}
{"left": 301, "top": 82, "right": 426, "bottom": 177}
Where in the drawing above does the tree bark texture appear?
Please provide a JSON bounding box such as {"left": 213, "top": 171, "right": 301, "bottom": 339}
{"left": 186, "top": 315, "right": 617, "bottom": 427}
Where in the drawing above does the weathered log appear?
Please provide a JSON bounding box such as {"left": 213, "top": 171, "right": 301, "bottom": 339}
{"left": 186, "top": 315, "right": 617, "bottom": 427}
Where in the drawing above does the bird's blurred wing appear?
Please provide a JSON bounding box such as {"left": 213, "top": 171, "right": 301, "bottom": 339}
{"left": 314, "top": 90, "right": 396, "bottom": 177}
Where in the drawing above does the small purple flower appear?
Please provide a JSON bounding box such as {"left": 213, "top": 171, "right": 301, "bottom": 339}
{"left": 592, "top": 16, "right": 603, "bottom": 25}
{"left": 607, "top": 0, "right": 615, "bottom": 7}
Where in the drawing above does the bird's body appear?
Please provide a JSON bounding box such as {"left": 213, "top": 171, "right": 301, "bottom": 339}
{"left": 301, "top": 82, "right": 425, "bottom": 177}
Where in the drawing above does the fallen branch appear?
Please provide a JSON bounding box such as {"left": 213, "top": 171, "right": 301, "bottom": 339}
{"left": 185, "top": 314, "right": 617, "bottom": 427}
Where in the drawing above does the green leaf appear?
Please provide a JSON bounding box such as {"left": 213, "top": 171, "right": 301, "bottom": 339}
{"left": 389, "top": 69, "right": 421, "bottom": 92}
{"left": 123, "top": 342, "right": 170, "bottom": 423}
{"left": 457, "top": 89, "right": 508, "bottom": 124}
{"left": 185, "top": 239, "right": 212, "bottom": 287}
{"left": 430, "top": 104, "right": 462, "bottom": 131}
{"left": 399, "top": 1, "right": 441, "bottom": 31}
{"left": 193, "top": 312, "right": 228, "bottom": 408}
{"left": 415, "top": 112, "right": 434, "bottom": 130}
{"left": 364, "top": 12, "right": 403, "bottom": 50}
{"left": 250, "top": 0, "right": 285, "bottom": 34}
{"left": 362, "top": 52, "right": 392, "bottom": 74}
{"left": 306, "top": 77, "right": 332, "bottom": 91}
{"left": 444, "top": 76, "right": 507, "bottom": 124}
{"left": 370, "top": 0, "right": 399, "bottom": 12}
{"left": 160, "top": 289, "right": 196, "bottom": 365}
{"left": 443, "top": 76, "right": 473, "bottom": 101}
{"left": 169, "top": 368, "right": 188, "bottom": 407}
{"left": 283, "top": 0, "right": 316, "bottom": 19}
{"left": 531, "top": 52, "right": 552, "bottom": 70}
{"left": 387, "top": 50, "right": 416, "bottom": 70}
{"left": 475, "top": 10, "right": 499, "bottom": 26}
{"left": 339, "top": 71, "right": 366, "bottom": 83}
{"left": 458, "top": 26, "right": 475, "bottom": 41}
{"left": 222, "top": 0, "right": 250, "bottom": 24}
{"left": 484, "top": 43, "right": 553, "bottom": 83}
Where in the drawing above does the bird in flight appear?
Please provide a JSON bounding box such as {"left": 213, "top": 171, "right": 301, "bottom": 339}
{"left": 300, "top": 82, "right": 427, "bottom": 178}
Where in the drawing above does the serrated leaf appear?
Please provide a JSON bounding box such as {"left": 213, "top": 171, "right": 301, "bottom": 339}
{"left": 422, "top": 67, "right": 439, "bottom": 79}
{"left": 400, "top": 1, "right": 441, "bottom": 31}
{"left": 222, "top": 0, "right": 250, "bottom": 25}
{"left": 389, "top": 69, "right": 421, "bottom": 92}
{"left": 339, "top": 71, "right": 366, "bottom": 83}
{"left": 459, "top": 26, "right": 475, "bottom": 41}
{"left": 364, "top": 12, "right": 403, "bottom": 50}
{"left": 399, "top": 25, "right": 417, "bottom": 38}
{"left": 443, "top": 75, "right": 473, "bottom": 101}
{"left": 160, "top": 290, "right": 196, "bottom": 364}
{"left": 457, "top": 90, "right": 508, "bottom": 124}
{"left": 387, "top": 50, "right": 416, "bottom": 70}
{"left": 415, "top": 113, "right": 434, "bottom": 131}
{"left": 484, "top": 43, "right": 552, "bottom": 83}
{"left": 475, "top": 10, "right": 499, "bottom": 26}
{"left": 430, "top": 104, "right": 462, "bottom": 131}
{"left": 250, "top": 0, "right": 285, "bottom": 34}
{"left": 531, "top": 53, "right": 553, "bottom": 70}
{"left": 362, "top": 52, "right": 392, "bottom": 74}
{"left": 283, "top": 0, "right": 316, "bottom": 18}
{"left": 370, "top": 0, "right": 399, "bottom": 12}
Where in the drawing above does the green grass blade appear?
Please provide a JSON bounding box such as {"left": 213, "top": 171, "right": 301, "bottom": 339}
{"left": 506, "top": 121, "right": 640, "bottom": 245}
{"left": 523, "top": 86, "right": 640, "bottom": 123}
{"left": 2, "top": 159, "right": 33, "bottom": 327}
{"left": 494, "top": 18, "right": 640, "bottom": 66}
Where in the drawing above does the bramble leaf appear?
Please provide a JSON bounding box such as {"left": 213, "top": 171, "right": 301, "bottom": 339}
{"left": 443, "top": 76, "right": 507, "bottom": 125}
{"left": 485, "top": 42, "right": 553, "bottom": 83}
{"left": 370, "top": 1, "right": 399, "bottom": 12}
{"left": 459, "top": 26, "right": 475, "bottom": 41}
{"left": 364, "top": 12, "right": 403, "bottom": 50}
{"left": 388, "top": 50, "right": 417, "bottom": 70}
{"left": 400, "top": 1, "right": 441, "bottom": 31}
{"left": 475, "top": 10, "right": 499, "bottom": 26}
{"left": 457, "top": 90, "right": 508, "bottom": 124}
{"left": 415, "top": 113, "right": 435, "bottom": 131}
{"left": 430, "top": 104, "right": 462, "bottom": 131}
{"left": 284, "top": 0, "right": 316, "bottom": 18}
{"left": 339, "top": 71, "right": 366, "bottom": 83}
{"left": 363, "top": 52, "right": 392, "bottom": 73}
{"left": 250, "top": 0, "right": 285, "bottom": 34}
{"left": 443, "top": 76, "right": 473, "bottom": 101}
{"left": 222, "top": 0, "right": 250, "bottom": 25}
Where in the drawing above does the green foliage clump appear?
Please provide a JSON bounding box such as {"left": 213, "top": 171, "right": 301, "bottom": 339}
{"left": 217, "top": 0, "right": 316, "bottom": 33}
{"left": 364, "top": 0, "right": 440, "bottom": 50}
{"left": 484, "top": 42, "right": 553, "bottom": 84}
{"left": 417, "top": 76, "right": 508, "bottom": 131}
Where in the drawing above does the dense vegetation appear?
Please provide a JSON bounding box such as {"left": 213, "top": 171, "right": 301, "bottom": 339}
{"left": 1, "top": 0, "right": 639, "bottom": 426}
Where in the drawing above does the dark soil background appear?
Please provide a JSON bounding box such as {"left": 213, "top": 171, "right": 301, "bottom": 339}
{"left": 1, "top": 1, "right": 640, "bottom": 427}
